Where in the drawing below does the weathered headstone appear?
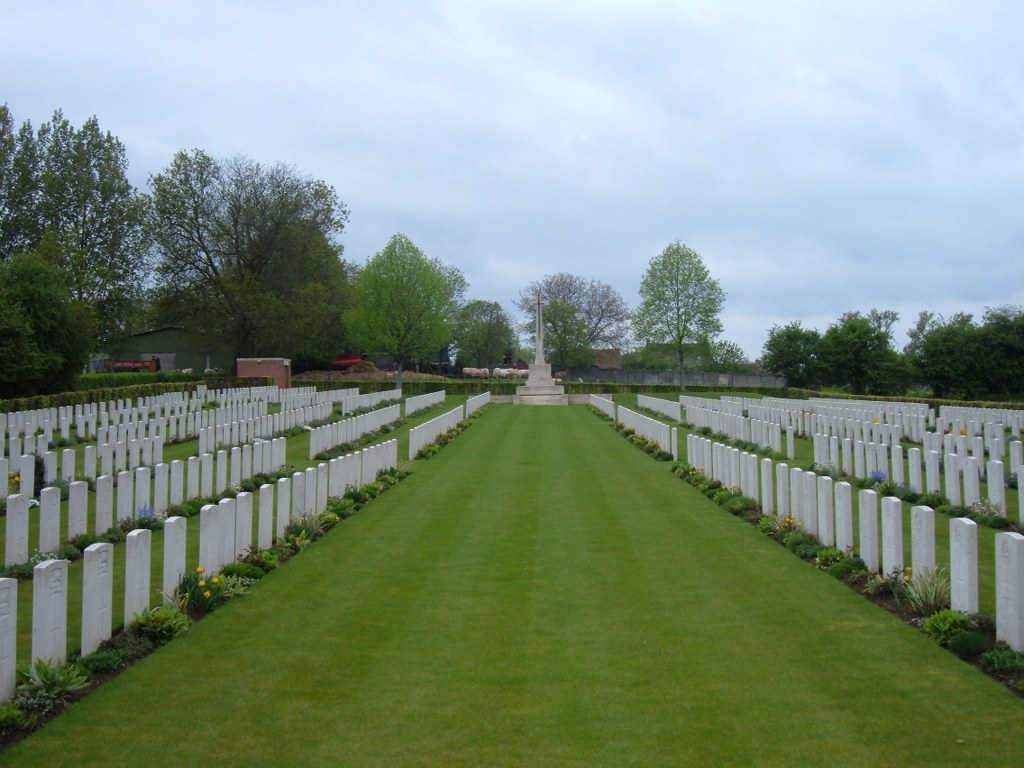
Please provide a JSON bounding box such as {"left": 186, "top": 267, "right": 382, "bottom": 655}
{"left": 950, "top": 518, "right": 978, "bottom": 614}
{"left": 67, "top": 480, "right": 88, "bottom": 539}
{"left": 995, "top": 532, "right": 1024, "bottom": 652}
{"left": 81, "top": 543, "right": 114, "bottom": 655}
{"left": 910, "top": 506, "right": 936, "bottom": 578}
{"left": 835, "top": 482, "right": 853, "bottom": 554}
{"left": 258, "top": 484, "right": 274, "bottom": 551}
{"left": 163, "top": 516, "right": 187, "bottom": 606}
{"left": 817, "top": 475, "right": 834, "bottom": 547}
{"left": 0, "top": 578, "right": 16, "bottom": 700}
{"left": 124, "top": 529, "right": 152, "bottom": 624}
{"left": 881, "top": 496, "right": 904, "bottom": 575}
{"left": 39, "top": 486, "right": 61, "bottom": 553}
{"left": 32, "top": 559, "right": 68, "bottom": 664}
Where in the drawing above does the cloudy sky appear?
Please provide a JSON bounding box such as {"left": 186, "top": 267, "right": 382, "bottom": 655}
{"left": 3, "top": 1, "right": 1022, "bottom": 359}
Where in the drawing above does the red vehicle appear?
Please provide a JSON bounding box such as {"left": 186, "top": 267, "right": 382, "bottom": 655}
{"left": 111, "top": 358, "right": 160, "bottom": 372}
{"left": 331, "top": 354, "right": 363, "bottom": 370}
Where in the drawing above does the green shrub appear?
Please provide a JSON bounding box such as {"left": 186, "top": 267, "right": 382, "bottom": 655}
{"left": 815, "top": 547, "right": 845, "bottom": 570}
{"left": 0, "top": 701, "right": 33, "bottom": 734}
{"left": 16, "top": 658, "right": 90, "bottom": 701}
{"left": 904, "top": 568, "right": 951, "bottom": 617}
{"left": 922, "top": 609, "right": 973, "bottom": 646}
{"left": 784, "top": 532, "right": 824, "bottom": 559}
{"left": 127, "top": 606, "right": 190, "bottom": 645}
{"left": 77, "top": 648, "right": 130, "bottom": 674}
{"left": 948, "top": 631, "right": 992, "bottom": 661}
{"left": 827, "top": 556, "right": 867, "bottom": 580}
{"left": 241, "top": 548, "right": 279, "bottom": 572}
{"left": 981, "top": 645, "right": 1024, "bottom": 675}
{"left": 221, "top": 562, "right": 265, "bottom": 581}
{"left": 177, "top": 567, "right": 225, "bottom": 614}
{"left": 101, "top": 631, "right": 156, "bottom": 661}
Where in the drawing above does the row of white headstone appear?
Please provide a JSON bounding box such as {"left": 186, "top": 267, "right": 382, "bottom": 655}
{"left": 0, "top": 437, "right": 400, "bottom": 703}
{"left": 686, "top": 432, "right": 1024, "bottom": 652}
{"left": 4, "top": 436, "right": 290, "bottom": 568}
{"left": 465, "top": 392, "right": 491, "bottom": 416}
{"left": 615, "top": 405, "right": 677, "bottom": 459}
{"left": 408, "top": 406, "right": 466, "bottom": 460}
{"left": 308, "top": 403, "right": 402, "bottom": 460}
{"left": 403, "top": 390, "right": 446, "bottom": 417}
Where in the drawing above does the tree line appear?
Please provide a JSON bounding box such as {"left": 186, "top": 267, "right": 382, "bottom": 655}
{"left": 1, "top": 105, "right": 746, "bottom": 397}
{"left": 760, "top": 306, "right": 1024, "bottom": 399}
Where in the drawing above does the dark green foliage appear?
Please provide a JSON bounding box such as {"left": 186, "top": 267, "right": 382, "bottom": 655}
{"left": 0, "top": 701, "right": 34, "bottom": 734}
{"left": 101, "top": 630, "right": 157, "bottom": 661}
{"left": 981, "top": 645, "right": 1024, "bottom": 675}
{"left": 948, "top": 631, "right": 992, "bottom": 661}
{"left": 77, "top": 648, "right": 130, "bottom": 674}
{"left": 784, "top": 532, "right": 824, "bottom": 559}
{"left": 922, "top": 610, "right": 974, "bottom": 646}
{"left": 127, "top": 606, "right": 190, "bottom": 645}
{"left": 220, "top": 562, "right": 266, "bottom": 581}
{"left": 16, "top": 659, "right": 90, "bottom": 701}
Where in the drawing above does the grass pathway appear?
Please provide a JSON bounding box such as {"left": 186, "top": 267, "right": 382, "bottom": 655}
{"left": 4, "top": 405, "right": 1024, "bottom": 766}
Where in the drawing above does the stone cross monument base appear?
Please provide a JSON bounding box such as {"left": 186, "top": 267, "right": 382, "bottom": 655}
{"left": 514, "top": 362, "right": 568, "bottom": 406}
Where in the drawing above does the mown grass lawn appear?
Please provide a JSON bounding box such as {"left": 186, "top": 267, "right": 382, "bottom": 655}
{"left": 4, "top": 405, "right": 1024, "bottom": 767}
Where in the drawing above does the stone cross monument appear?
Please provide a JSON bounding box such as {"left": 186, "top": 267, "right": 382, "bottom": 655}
{"left": 514, "top": 288, "right": 567, "bottom": 405}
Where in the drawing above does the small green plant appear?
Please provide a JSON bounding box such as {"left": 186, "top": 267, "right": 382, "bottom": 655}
{"left": 981, "top": 644, "right": 1024, "bottom": 675}
{"left": 177, "top": 566, "right": 225, "bottom": 614}
{"left": 783, "top": 531, "right": 824, "bottom": 559}
{"left": 241, "top": 547, "right": 279, "bottom": 572}
{"left": 77, "top": 648, "right": 130, "bottom": 674}
{"left": 0, "top": 701, "right": 34, "bottom": 734}
{"left": 221, "top": 562, "right": 266, "bottom": 581}
{"left": 16, "top": 658, "right": 90, "bottom": 702}
{"left": 863, "top": 566, "right": 909, "bottom": 605}
{"left": 948, "top": 631, "right": 992, "bottom": 661}
{"left": 815, "top": 547, "right": 845, "bottom": 570}
{"left": 127, "top": 606, "right": 190, "bottom": 645}
{"left": 827, "top": 556, "right": 867, "bottom": 580}
{"left": 904, "top": 568, "right": 951, "bottom": 616}
{"left": 922, "top": 609, "right": 974, "bottom": 646}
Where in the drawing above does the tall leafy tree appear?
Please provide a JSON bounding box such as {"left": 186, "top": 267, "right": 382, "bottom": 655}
{"left": 452, "top": 300, "right": 516, "bottom": 369}
{"left": 149, "top": 150, "right": 350, "bottom": 365}
{"left": 0, "top": 106, "right": 150, "bottom": 348}
{"left": 760, "top": 322, "right": 823, "bottom": 388}
{"left": 0, "top": 249, "right": 93, "bottom": 397}
{"left": 633, "top": 240, "right": 725, "bottom": 370}
{"left": 345, "top": 234, "right": 464, "bottom": 387}
{"left": 516, "top": 272, "right": 631, "bottom": 351}
{"left": 819, "top": 312, "right": 908, "bottom": 395}
{"left": 543, "top": 300, "right": 594, "bottom": 368}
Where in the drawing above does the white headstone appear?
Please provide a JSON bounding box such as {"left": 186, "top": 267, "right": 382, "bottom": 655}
{"left": 881, "top": 496, "right": 904, "bottom": 575}
{"left": 124, "top": 529, "right": 152, "bottom": 624}
{"left": 949, "top": 518, "right": 978, "bottom": 614}
{"left": 162, "top": 517, "right": 187, "bottom": 606}
{"left": 81, "top": 543, "right": 114, "bottom": 655}
{"left": 835, "top": 482, "right": 853, "bottom": 554}
{"left": 816, "top": 475, "right": 834, "bottom": 547}
{"left": 995, "top": 532, "right": 1024, "bottom": 652}
{"left": 910, "top": 505, "right": 936, "bottom": 578}
{"left": 94, "top": 474, "right": 113, "bottom": 535}
{"left": 39, "top": 486, "right": 61, "bottom": 553}
{"left": 32, "top": 559, "right": 68, "bottom": 664}
{"left": 67, "top": 480, "right": 88, "bottom": 539}
{"left": 0, "top": 578, "right": 16, "bottom": 700}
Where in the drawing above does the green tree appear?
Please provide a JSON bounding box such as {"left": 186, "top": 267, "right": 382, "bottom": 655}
{"left": 819, "top": 312, "right": 907, "bottom": 395}
{"left": 0, "top": 106, "right": 150, "bottom": 348}
{"left": 452, "top": 300, "right": 516, "bottom": 369}
{"left": 916, "top": 315, "right": 978, "bottom": 399}
{"left": 149, "top": 150, "right": 350, "bottom": 366}
{"left": 633, "top": 241, "right": 725, "bottom": 370}
{"left": 516, "top": 272, "right": 631, "bottom": 350}
{"left": 345, "top": 234, "right": 464, "bottom": 387}
{"left": 710, "top": 339, "right": 749, "bottom": 374}
{"left": 0, "top": 250, "right": 93, "bottom": 397}
{"left": 543, "top": 300, "right": 594, "bottom": 369}
{"left": 975, "top": 306, "right": 1024, "bottom": 398}
{"left": 760, "top": 322, "right": 823, "bottom": 388}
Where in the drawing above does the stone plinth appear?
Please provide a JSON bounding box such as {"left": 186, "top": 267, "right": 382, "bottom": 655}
{"left": 514, "top": 362, "right": 567, "bottom": 406}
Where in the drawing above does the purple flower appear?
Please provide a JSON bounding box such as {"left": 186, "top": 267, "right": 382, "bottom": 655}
{"left": 869, "top": 470, "right": 887, "bottom": 483}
